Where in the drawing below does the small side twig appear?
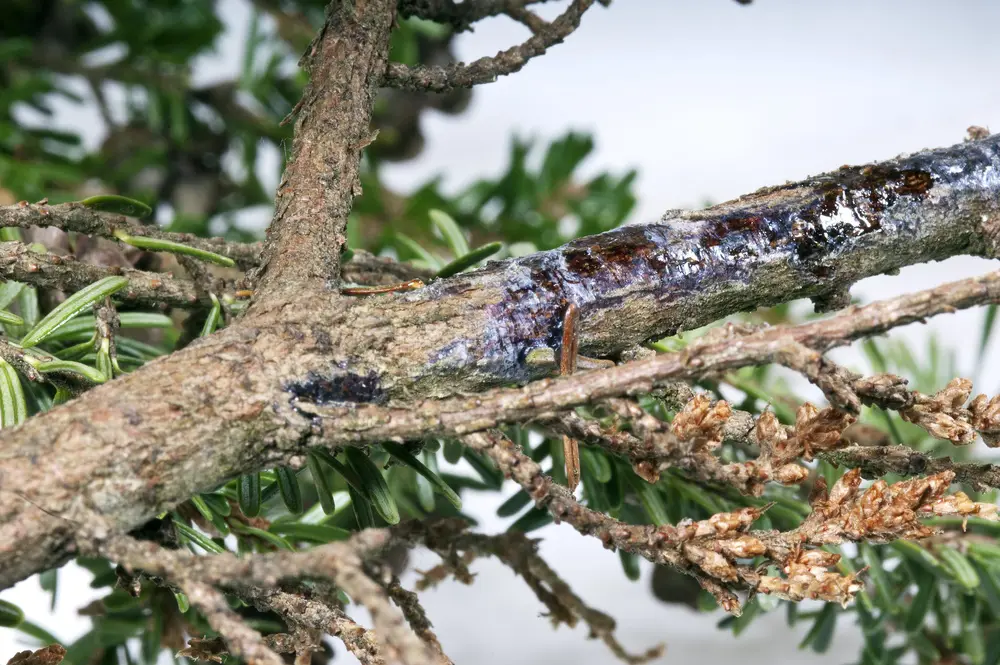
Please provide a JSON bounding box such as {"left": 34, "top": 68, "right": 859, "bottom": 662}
{"left": 385, "top": 0, "right": 598, "bottom": 92}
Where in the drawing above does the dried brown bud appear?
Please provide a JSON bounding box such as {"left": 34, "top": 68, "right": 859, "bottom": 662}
{"left": 970, "top": 393, "right": 1000, "bottom": 447}
{"left": 901, "top": 378, "right": 976, "bottom": 444}
{"left": 716, "top": 534, "right": 767, "bottom": 559}
{"left": 684, "top": 544, "right": 739, "bottom": 582}
{"left": 794, "top": 404, "right": 854, "bottom": 460}
{"left": 672, "top": 394, "right": 731, "bottom": 449}
{"left": 775, "top": 463, "right": 809, "bottom": 485}
{"left": 633, "top": 460, "right": 661, "bottom": 484}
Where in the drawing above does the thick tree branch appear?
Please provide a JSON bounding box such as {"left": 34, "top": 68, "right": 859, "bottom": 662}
{"left": 304, "top": 269, "right": 1000, "bottom": 444}
{"left": 3, "top": 137, "right": 1000, "bottom": 592}
{"left": 253, "top": 0, "right": 397, "bottom": 301}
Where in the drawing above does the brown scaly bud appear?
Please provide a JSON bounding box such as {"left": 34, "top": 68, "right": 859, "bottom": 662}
{"left": 715, "top": 535, "right": 767, "bottom": 559}
{"left": 633, "top": 460, "right": 661, "bottom": 484}
{"left": 793, "top": 403, "right": 855, "bottom": 460}
{"left": 901, "top": 378, "right": 976, "bottom": 444}
{"left": 682, "top": 507, "right": 764, "bottom": 539}
{"left": 920, "top": 489, "right": 1000, "bottom": 521}
{"left": 758, "top": 559, "right": 863, "bottom": 607}
{"left": 754, "top": 410, "right": 787, "bottom": 459}
{"left": 684, "top": 544, "right": 739, "bottom": 582}
{"left": 795, "top": 549, "right": 841, "bottom": 569}
{"left": 775, "top": 463, "right": 809, "bottom": 485}
{"left": 970, "top": 393, "right": 1000, "bottom": 447}
{"left": 671, "top": 394, "right": 732, "bottom": 450}
{"left": 826, "top": 468, "right": 862, "bottom": 509}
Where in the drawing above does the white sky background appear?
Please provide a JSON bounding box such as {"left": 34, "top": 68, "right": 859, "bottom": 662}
{"left": 5, "top": 0, "right": 1000, "bottom": 663}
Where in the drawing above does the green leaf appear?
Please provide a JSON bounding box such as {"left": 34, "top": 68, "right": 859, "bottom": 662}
{"left": 269, "top": 522, "right": 351, "bottom": 543}
{"left": 238, "top": 473, "right": 261, "bottom": 517}
{"left": 275, "top": 466, "right": 304, "bottom": 515}
{"left": 627, "top": 474, "right": 669, "bottom": 526}
{"left": 619, "top": 551, "right": 641, "bottom": 581}
{"left": 508, "top": 506, "right": 553, "bottom": 533}
{"left": 980, "top": 305, "right": 998, "bottom": 358}
{"left": 904, "top": 576, "right": 936, "bottom": 633}
{"left": 462, "top": 449, "right": 504, "bottom": 490}
{"left": 232, "top": 522, "right": 294, "bottom": 550}
{"left": 96, "top": 338, "right": 113, "bottom": 381}
{"left": 442, "top": 438, "right": 463, "bottom": 464}
{"left": 0, "top": 282, "right": 24, "bottom": 311}
{"left": 799, "top": 603, "right": 837, "bottom": 653}
{"left": 429, "top": 209, "right": 470, "bottom": 257}
{"left": 14, "top": 618, "right": 62, "bottom": 644}
{"left": 42, "top": 312, "right": 173, "bottom": 344}
{"left": 970, "top": 558, "right": 1000, "bottom": 616}
{"left": 497, "top": 490, "right": 532, "bottom": 517}
{"left": 395, "top": 232, "right": 443, "bottom": 270}
{"left": 190, "top": 495, "right": 229, "bottom": 536}
{"left": 889, "top": 540, "right": 941, "bottom": 574}
{"left": 200, "top": 293, "right": 222, "bottom": 337}
{"left": 0, "top": 598, "right": 24, "bottom": 627}
{"left": 860, "top": 544, "right": 896, "bottom": 610}
{"left": 34, "top": 359, "right": 107, "bottom": 384}
{"left": 307, "top": 452, "right": 337, "bottom": 515}
{"left": 383, "top": 442, "right": 461, "bottom": 509}
{"left": 345, "top": 448, "right": 400, "bottom": 524}
{"left": 580, "top": 447, "right": 612, "bottom": 483}
{"left": 20, "top": 276, "right": 129, "bottom": 347}
{"left": 79, "top": 195, "right": 153, "bottom": 218}
{"left": 435, "top": 242, "right": 503, "bottom": 279}
{"left": 0, "top": 310, "right": 23, "bottom": 326}
{"left": 939, "top": 546, "right": 980, "bottom": 591}
{"left": 113, "top": 230, "right": 235, "bottom": 267}
{"left": 173, "top": 521, "right": 225, "bottom": 554}
{"left": 0, "top": 359, "right": 27, "bottom": 427}
{"left": 174, "top": 592, "right": 190, "bottom": 614}
{"left": 199, "top": 493, "right": 231, "bottom": 517}
{"left": 349, "top": 486, "right": 375, "bottom": 528}
{"left": 39, "top": 568, "right": 58, "bottom": 611}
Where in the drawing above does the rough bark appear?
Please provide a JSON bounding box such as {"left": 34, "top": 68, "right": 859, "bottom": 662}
{"left": 3, "top": 0, "right": 1000, "bottom": 595}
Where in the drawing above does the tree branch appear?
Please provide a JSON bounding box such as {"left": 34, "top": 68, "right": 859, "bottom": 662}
{"left": 0, "top": 241, "right": 204, "bottom": 308}
{"left": 3, "top": 137, "right": 1000, "bottom": 593}
{"left": 303, "top": 269, "right": 1000, "bottom": 444}
{"left": 386, "top": 0, "right": 598, "bottom": 92}
{"left": 252, "top": 0, "right": 397, "bottom": 301}
{"left": 0, "top": 203, "right": 260, "bottom": 270}
{"left": 397, "top": 0, "right": 552, "bottom": 31}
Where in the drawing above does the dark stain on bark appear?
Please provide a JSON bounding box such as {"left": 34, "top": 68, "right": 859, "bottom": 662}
{"left": 286, "top": 369, "right": 386, "bottom": 405}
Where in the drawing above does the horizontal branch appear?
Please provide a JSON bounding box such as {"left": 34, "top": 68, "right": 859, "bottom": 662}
{"left": 827, "top": 445, "right": 1000, "bottom": 493}
{"left": 0, "top": 203, "right": 261, "bottom": 270}
{"left": 0, "top": 241, "right": 204, "bottom": 308}
{"left": 307, "top": 269, "right": 1000, "bottom": 444}
{"left": 4, "top": 136, "right": 1000, "bottom": 593}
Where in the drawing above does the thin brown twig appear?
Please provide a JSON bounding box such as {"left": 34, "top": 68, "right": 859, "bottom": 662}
{"left": 385, "top": 0, "right": 598, "bottom": 92}
{"left": 0, "top": 241, "right": 204, "bottom": 308}
{"left": 0, "top": 202, "right": 260, "bottom": 270}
